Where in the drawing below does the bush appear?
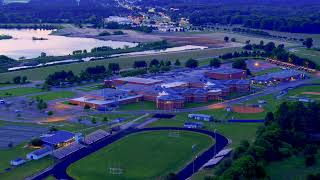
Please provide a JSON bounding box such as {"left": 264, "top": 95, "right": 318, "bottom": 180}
{"left": 30, "top": 138, "right": 43, "bottom": 146}
{"left": 47, "top": 111, "right": 53, "bottom": 116}
{"left": 305, "top": 155, "right": 316, "bottom": 167}
{"left": 98, "top": 31, "right": 111, "bottom": 36}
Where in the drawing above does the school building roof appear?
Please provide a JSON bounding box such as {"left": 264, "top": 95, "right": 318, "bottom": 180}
{"left": 208, "top": 68, "right": 245, "bottom": 74}
{"left": 41, "top": 131, "right": 75, "bottom": 146}
{"left": 157, "top": 94, "right": 184, "bottom": 101}
{"left": 29, "top": 146, "right": 53, "bottom": 156}
{"left": 115, "top": 77, "right": 163, "bottom": 85}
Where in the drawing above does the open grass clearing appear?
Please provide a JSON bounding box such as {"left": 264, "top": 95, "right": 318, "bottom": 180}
{"left": 30, "top": 91, "right": 75, "bottom": 101}
{"left": 76, "top": 84, "right": 105, "bottom": 92}
{"left": 253, "top": 67, "right": 282, "bottom": 76}
{"left": 290, "top": 47, "right": 320, "bottom": 65}
{"left": 67, "top": 130, "right": 213, "bottom": 180}
{"left": 0, "top": 47, "right": 240, "bottom": 82}
{"left": 0, "top": 87, "right": 43, "bottom": 98}
{"left": 119, "top": 101, "right": 157, "bottom": 111}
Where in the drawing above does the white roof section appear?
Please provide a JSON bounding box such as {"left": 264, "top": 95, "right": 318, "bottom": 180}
{"left": 161, "top": 81, "right": 187, "bottom": 88}
{"left": 215, "top": 148, "right": 232, "bottom": 157}
{"left": 116, "top": 77, "right": 162, "bottom": 85}
{"left": 203, "top": 156, "right": 224, "bottom": 167}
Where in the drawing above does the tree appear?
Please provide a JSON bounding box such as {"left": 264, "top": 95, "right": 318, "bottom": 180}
{"left": 264, "top": 112, "right": 275, "bottom": 126}
{"left": 209, "top": 58, "right": 221, "bottom": 68}
{"left": 149, "top": 59, "right": 159, "bottom": 67}
{"left": 13, "top": 76, "right": 21, "bottom": 84}
{"left": 91, "top": 117, "right": 97, "bottom": 124}
{"left": 108, "top": 63, "right": 120, "bottom": 74}
{"left": 22, "top": 76, "right": 27, "bottom": 84}
{"left": 224, "top": 36, "right": 229, "bottom": 42}
{"left": 103, "top": 117, "right": 108, "bottom": 122}
{"left": 185, "top": 59, "right": 198, "bottom": 68}
{"left": 164, "top": 173, "right": 179, "bottom": 180}
{"left": 30, "top": 138, "right": 43, "bottom": 146}
{"left": 133, "top": 61, "right": 147, "bottom": 69}
{"left": 303, "top": 38, "right": 313, "bottom": 49}
{"left": 149, "top": 66, "right": 160, "bottom": 74}
{"left": 160, "top": 60, "right": 165, "bottom": 66}
{"left": 231, "top": 38, "right": 236, "bottom": 42}
{"left": 165, "top": 61, "right": 171, "bottom": 66}
{"left": 305, "top": 155, "right": 316, "bottom": 167}
{"left": 174, "top": 59, "right": 181, "bottom": 66}
{"left": 232, "top": 59, "right": 247, "bottom": 70}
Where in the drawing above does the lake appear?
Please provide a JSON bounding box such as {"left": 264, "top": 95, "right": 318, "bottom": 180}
{"left": 0, "top": 29, "right": 137, "bottom": 59}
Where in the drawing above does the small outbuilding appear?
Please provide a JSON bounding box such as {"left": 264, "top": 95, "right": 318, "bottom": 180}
{"left": 184, "top": 122, "right": 204, "bottom": 129}
{"left": 10, "top": 158, "right": 26, "bottom": 166}
{"left": 188, "top": 114, "right": 213, "bottom": 121}
{"left": 26, "top": 146, "right": 53, "bottom": 160}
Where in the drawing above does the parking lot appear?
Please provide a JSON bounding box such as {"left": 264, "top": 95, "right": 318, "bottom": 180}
{"left": 0, "top": 125, "right": 48, "bottom": 148}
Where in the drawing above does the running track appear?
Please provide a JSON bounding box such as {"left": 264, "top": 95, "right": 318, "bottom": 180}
{"left": 29, "top": 127, "right": 229, "bottom": 180}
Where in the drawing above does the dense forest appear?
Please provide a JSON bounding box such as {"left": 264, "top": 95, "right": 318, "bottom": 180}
{"left": 0, "top": 0, "right": 129, "bottom": 24}
{"left": 138, "top": 0, "right": 320, "bottom": 34}
{"left": 1, "top": 0, "right": 320, "bottom": 34}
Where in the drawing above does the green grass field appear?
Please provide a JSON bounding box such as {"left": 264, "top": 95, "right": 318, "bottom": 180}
{"left": 76, "top": 84, "right": 105, "bottom": 92}
{"left": 0, "top": 84, "right": 15, "bottom": 88}
{"left": 286, "top": 85, "right": 320, "bottom": 101}
{"left": 290, "top": 47, "right": 320, "bottom": 65}
{"left": 119, "top": 101, "right": 157, "bottom": 111}
{"left": 0, "top": 87, "right": 43, "bottom": 98}
{"left": 30, "top": 91, "right": 75, "bottom": 101}
{"left": 0, "top": 157, "right": 52, "bottom": 180}
{"left": 265, "top": 154, "right": 320, "bottom": 180}
{"left": 253, "top": 67, "right": 282, "bottom": 76}
{"left": 67, "top": 130, "right": 213, "bottom": 180}
{"left": 0, "top": 47, "right": 240, "bottom": 82}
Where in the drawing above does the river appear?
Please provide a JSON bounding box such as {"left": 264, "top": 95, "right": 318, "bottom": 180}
{"left": 0, "top": 29, "right": 137, "bottom": 59}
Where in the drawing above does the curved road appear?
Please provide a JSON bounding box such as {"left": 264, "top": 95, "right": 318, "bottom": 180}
{"left": 30, "top": 127, "right": 229, "bottom": 180}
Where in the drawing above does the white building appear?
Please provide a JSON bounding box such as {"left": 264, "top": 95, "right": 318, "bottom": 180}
{"left": 27, "top": 146, "right": 53, "bottom": 160}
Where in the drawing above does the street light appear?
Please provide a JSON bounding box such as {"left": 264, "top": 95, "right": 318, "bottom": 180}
{"left": 214, "top": 129, "right": 217, "bottom": 157}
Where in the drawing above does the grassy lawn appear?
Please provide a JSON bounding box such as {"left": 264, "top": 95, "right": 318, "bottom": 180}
{"left": 286, "top": 85, "right": 320, "bottom": 100}
{"left": 67, "top": 130, "right": 213, "bottom": 180}
{"left": 0, "top": 84, "right": 15, "bottom": 88}
{"left": 119, "top": 101, "right": 157, "bottom": 111}
{"left": 0, "top": 87, "right": 43, "bottom": 98}
{"left": 265, "top": 154, "right": 320, "bottom": 180}
{"left": 0, "top": 142, "right": 52, "bottom": 180}
{"left": 30, "top": 91, "right": 75, "bottom": 101}
{"left": 148, "top": 113, "right": 260, "bottom": 148}
{"left": 253, "top": 67, "right": 282, "bottom": 76}
{"left": 290, "top": 47, "right": 320, "bottom": 65}
{"left": 76, "top": 84, "right": 105, "bottom": 92}
{"left": 0, "top": 47, "right": 240, "bottom": 82}
{"left": 0, "top": 157, "right": 52, "bottom": 180}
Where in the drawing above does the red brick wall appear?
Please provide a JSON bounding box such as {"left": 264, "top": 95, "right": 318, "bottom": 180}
{"left": 205, "top": 71, "right": 247, "bottom": 80}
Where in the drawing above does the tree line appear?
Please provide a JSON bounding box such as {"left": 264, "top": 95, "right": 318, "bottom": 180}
{"left": 213, "top": 101, "right": 320, "bottom": 179}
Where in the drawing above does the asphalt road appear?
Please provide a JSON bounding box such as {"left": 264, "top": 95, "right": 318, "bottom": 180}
{"left": 29, "top": 127, "right": 229, "bottom": 180}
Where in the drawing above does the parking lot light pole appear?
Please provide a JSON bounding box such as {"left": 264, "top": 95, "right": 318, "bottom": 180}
{"left": 214, "top": 129, "right": 217, "bottom": 156}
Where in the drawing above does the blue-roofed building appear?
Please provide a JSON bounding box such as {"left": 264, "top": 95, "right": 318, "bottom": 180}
{"left": 188, "top": 114, "right": 213, "bottom": 121}
{"left": 184, "top": 122, "right": 204, "bottom": 129}
{"left": 41, "top": 130, "right": 75, "bottom": 148}
{"left": 10, "top": 158, "right": 26, "bottom": 166}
